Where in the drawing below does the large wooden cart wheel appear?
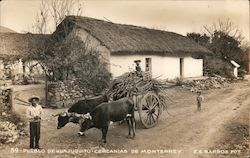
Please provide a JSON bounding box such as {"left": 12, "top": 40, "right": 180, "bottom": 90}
{"left": 138, "top": 92, "right": 161, "bottom": 128}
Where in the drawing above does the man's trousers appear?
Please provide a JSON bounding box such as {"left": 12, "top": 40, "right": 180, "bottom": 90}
{"left": 29, "top": 121, "right": 40, "bottom": 148}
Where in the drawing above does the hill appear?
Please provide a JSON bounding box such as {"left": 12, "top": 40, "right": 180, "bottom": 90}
{"left": 0, "top": 26, "right": 16, "bottom": 33}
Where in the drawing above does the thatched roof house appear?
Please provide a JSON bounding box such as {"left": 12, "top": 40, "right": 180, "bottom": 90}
{"left": 0, "top": 32, "right": 49, "bottom": 80}
{"left": 54, "top": 16, "right": 211, "bottom": 79}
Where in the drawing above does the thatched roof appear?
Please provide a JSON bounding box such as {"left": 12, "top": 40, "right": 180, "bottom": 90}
{"left": 0, "top": 32, "right": 49, "bottom": 60}
{"left": 56, "top": 16, "right": 212, "bottom": 57}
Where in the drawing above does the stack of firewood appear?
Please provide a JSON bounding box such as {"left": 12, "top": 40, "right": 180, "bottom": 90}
{"left": 179, "top": 75, "right": 231, "bottom": 92}
{"left": 107, "top": 71, "right": 173, "bottom": 109}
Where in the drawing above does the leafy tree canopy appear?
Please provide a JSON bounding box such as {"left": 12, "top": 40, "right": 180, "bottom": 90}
{"left": 187, "top": 19, "right": 247, "bottom": 69}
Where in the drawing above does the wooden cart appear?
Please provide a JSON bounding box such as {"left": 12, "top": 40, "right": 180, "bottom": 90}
{"left": 108, "top": 71, "right": 165, "bottom": 129}
{"left": 133, "top": 91, "right": 162, "bottom": 129}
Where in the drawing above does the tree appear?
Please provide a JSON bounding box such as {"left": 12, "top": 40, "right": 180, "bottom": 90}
{"left": 187, "top": 19, "right": 249, "bottom": 77}
{"left": 28, "top": 0, "right": 112, "bottom": 95}
{"left": 32, "top": 0, "right": 82, "bottom": 34}
{"left": 203, "top": 18, "right": 243, "bottom": 42}
{"left": 47, "top": 35, "right": 112, "bottom": 94}
{"left": 186, "top": 33, "right": 209, "bottom": 47}
{"left": 24, "top": 0, "right": 83, "bottom": 77}
{"left": 209, "top": 31, "right": 246, "bottom": 67}
{"left": 187, "top": 19, "right": 248, "bottom": 73}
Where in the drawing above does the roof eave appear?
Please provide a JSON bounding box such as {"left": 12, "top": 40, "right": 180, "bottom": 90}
{"left": 111, "top": 50, "right": 212, "bottom": 58}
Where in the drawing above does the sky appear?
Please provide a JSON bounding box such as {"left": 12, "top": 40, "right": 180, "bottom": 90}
{"left": 0, "top": 0, "right": 249, "bottom": 42}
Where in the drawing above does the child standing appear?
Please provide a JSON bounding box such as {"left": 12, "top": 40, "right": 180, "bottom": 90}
{"left": 196, "top": 91, "right": 204, "bottom": 111}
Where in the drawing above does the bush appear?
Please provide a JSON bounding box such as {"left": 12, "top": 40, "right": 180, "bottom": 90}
{"left": 42, "top": 36, "right": 112, "bottom": 96}
{"left": 0, "top": 110, "right": 25, "bottom": 144}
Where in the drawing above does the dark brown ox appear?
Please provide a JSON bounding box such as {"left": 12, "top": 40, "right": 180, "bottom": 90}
{"left": 53, "top": 95, "right": 108, "bottom": 135}
{"left": 79, "top": 98, "right": 136, "bottom": 143}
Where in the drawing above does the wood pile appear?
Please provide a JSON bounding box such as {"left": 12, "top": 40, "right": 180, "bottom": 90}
{"left": 107, "top": 71, "right": 173, "bottom": 109}
{"left": 179, "top": 75, "right": 231, "bottom": 92}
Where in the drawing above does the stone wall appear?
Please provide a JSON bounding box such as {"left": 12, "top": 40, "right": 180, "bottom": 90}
{"left": 47, "top": 81, "right": 90, "bottom": 108}
{"left": 0, "top": 85, "right": 13, "bottom": 111}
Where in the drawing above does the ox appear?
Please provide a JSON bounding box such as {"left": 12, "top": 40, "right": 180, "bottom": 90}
{"left": 53, "top": 95, "right": 108, "bottom": 135}
{"left": 79, "top": 98, "right": 136, "bottom": 143}
{"left": 67, "top": 95, "right": 108, "bottom": 114}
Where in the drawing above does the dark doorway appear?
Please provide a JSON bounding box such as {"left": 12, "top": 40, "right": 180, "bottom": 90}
{"left": 180, "top": 58, "right": 184, "bottom": 78}
{"left": 145, "top": 58, "right": 152, "bottom": 72}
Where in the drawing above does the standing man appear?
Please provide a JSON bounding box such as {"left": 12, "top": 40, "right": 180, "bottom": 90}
{"left": 134, "top": 60, "right": 142, "bottom": 77}
{"left": 26, "top": 95, "right": 42, "bottom": 149}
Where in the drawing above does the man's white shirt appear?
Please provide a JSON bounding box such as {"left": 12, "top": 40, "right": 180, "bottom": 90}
{"left": 26, "top": 105, "right": 42, "bottom": 122}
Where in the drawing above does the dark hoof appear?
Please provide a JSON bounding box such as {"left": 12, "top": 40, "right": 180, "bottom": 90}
{"left": 98, "top": 139, "right": 106, "bottom": 143}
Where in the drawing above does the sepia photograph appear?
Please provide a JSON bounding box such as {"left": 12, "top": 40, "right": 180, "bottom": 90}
{"left": 0, "top": 0, "right": 249, "bottom": 158}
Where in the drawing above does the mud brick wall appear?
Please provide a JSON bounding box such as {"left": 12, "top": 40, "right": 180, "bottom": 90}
{"left": 47, "top": 81, "right": 86, "bottom": 108}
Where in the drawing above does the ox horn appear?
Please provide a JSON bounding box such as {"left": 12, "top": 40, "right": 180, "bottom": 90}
{"left": 83, "top": 113, "right": 92, "bottom": 120}
{"left": 52, "top": 112, "right": 61, "bottom": 117}
{"left": 52, "top": 110, "right": 68, "bottom": 117}
{"left": 61, "top": 111, "right": 69, "bottom": 116}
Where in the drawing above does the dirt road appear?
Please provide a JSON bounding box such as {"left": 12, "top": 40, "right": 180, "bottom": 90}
{"left": 0, "top": 80, "right": 249, "bottom": 158}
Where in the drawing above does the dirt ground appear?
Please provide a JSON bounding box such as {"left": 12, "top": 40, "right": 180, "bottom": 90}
{"left": 0, "top": 79, "right": 249, "bottom": 158}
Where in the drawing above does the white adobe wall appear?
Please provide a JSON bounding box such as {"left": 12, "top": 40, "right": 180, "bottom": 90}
{"left": 0, "top": 59, "right": 45, "bottom": 79}
{"left": 24, "top": 60, "right": 44, "bottom": 76}
{"left": 0, "top": 60, "right": 4, "bottom": 70}
{"left": 110, "top": 55, "right": 203, "bottom": 79}
{"left": 183, "top": 57, "right": 203, "bottom": 78}
{"left": 0, "top": 60, "right": 5, "bottom": 79}
{"left": 110, "top": 55, "right": 180, "bottom": 79}
{"left": 10, "top": 59, "right": 23, "bottom": 75}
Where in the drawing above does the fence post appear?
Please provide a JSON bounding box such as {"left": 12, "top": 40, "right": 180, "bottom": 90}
{"left": 8, "top": 88, "right": 13, "bottom": 110}
{"left": 0, "top": 87, "right": 13, "bottom": 110}
{"left": 45, "top": 75, "right": 48, "bottom": 107}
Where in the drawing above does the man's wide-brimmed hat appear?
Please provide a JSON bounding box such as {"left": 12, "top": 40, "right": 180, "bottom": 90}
{"left": 28, "top": 95, "right": 40, "bottom": 102}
